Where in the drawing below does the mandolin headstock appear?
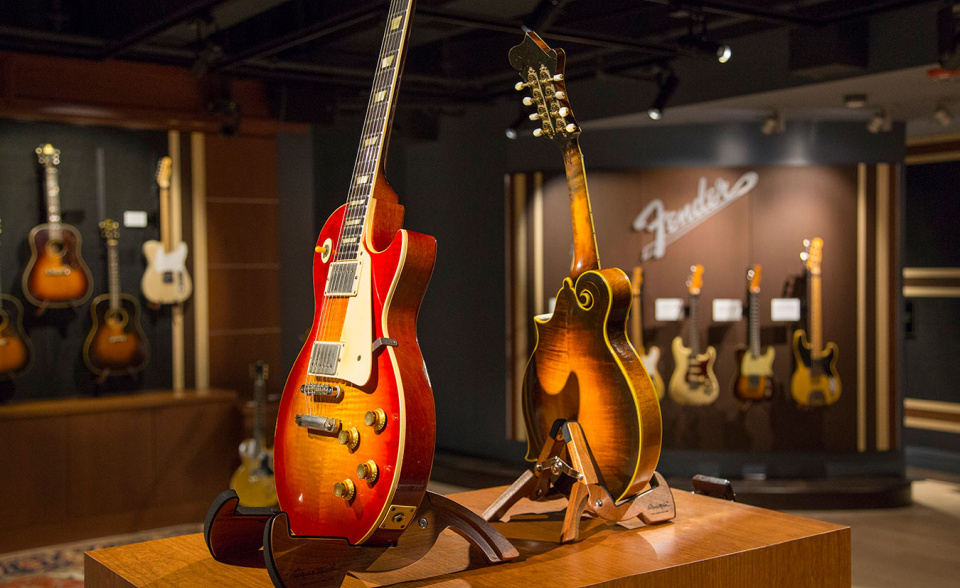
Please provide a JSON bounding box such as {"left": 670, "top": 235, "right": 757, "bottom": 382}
{"left": 509, "top": 31, "right": 580, "bottom": 150}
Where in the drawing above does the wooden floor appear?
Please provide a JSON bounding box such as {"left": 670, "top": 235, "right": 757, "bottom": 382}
{"left": 787, "top": 469, "right": 960, "bottom": 588}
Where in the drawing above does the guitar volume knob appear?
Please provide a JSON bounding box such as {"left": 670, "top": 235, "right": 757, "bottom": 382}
{"left": 334, "top": 479, "right": 355, "bottom": 501}
{"left": 357, "top": 460, "right": 379, "bottom": 483}
{"left": 338, "top": 427, "right": 360, "bottom": 450}
{"left": 364, "top": 408, "right": 387, "bottom": 432}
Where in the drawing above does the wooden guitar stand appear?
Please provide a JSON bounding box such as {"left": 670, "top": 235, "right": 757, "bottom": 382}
{"left": 482, "top": 420, "right": 676, "bottom": 543}
{"left": 204, "top": 489, "right": 518, "bottom": 588}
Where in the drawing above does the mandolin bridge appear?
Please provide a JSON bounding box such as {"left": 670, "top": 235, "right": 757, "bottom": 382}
{"left": 325, "top": 260, "right": 361, "bottom": 297}
{"left": 308, "top": 341, "right": 342, "bottom": 376}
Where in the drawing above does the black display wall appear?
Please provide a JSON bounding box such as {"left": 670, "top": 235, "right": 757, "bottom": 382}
{"left": 0, "top": 120, "right": 172, "bottom": 401}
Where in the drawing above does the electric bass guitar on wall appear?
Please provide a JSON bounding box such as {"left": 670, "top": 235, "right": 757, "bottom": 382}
{"left": 273, "top": 0, "right": 437, "bottom": 546}
{"left": 515, "top": 32, "right": 662, "bottom": 503}
{"left": 0, "top": 219, "right": 32, "bottom": 378}
{"left": 631, "top": 267, "right": 664, "bottom": 400}
{"left": 231, "top": 360, "right": 278, "bottom": 507}
{"left": 82, "top": 219, "right": 149, "bottom": 377}
{"left": 23, "top": 144, "right": 93, "bottom": 309}
{"left": 141, "top": 156, "right": 193, "bottom": 305}
{"left": 669, "top": 265, "right": 720, "bottom": 405}
{"left": 791, "top": 238, "right": 842, "bottom": 406}
{"left": 732, "top": 265, "right": 775, "bottom": 401}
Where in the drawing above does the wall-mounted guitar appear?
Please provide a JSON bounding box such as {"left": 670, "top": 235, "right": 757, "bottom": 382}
{"left": 0, "top": 218, "right": 33, "bottom": 379}
{"left": 231, "top": 360, "right": 278, "bottom": 507}
{"left": 669, "top": 265, "right": 720, "bottom": 405}
{"left": 732, "top": 265, "right": 775, "bottom": 402}
{"left": 273, "top": 0, "right": 438, "bottom": 546}
{"left": 22, "top": 144, "right": 93, "bottom": 311}
{"left": 631, "top": 267, "right": 664, "bottom": 400}
{"left": 82, "top": 219, "right": 149, "bottom": 378}
{"left": 515, "top": 32, "right": 662, "bottom": 502}
{"left": 791, "top": 238, "right": 842, "bottom": 406}
{"left": 141, "top": 156, "right": 192, "bottom": 305}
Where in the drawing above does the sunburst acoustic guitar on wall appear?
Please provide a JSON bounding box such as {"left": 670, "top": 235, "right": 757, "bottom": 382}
{"left": 141, "top": 156, "right": 193, "bottom": 305}
{"left": 514, "top": 32, "right": 662, "bottom": 503}
{"left": 631, "top": 267, "right": 664, "bottom": 400}
{"left": 0, "top": 218, "right": 32, "bottom": 379}
{"left": 732, "top": 265, "right": 776, "bottom": 402}
{"left": 23, "top": 144, "right": 93, "bottom": 310}
{"left": 82, "top": 219, "right": 149, "bottom": 378}
{"left": 669, "top": 265, "right": 720, "bottom": 405}
{"left": 273, "top": 0, "right": 438, "bottom": 546}
{"left": 791, "top": 238, "right": 841, "bottom": 407}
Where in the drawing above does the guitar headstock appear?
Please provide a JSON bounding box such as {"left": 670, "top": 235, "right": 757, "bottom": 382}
{"left": 509, "top": 31, "right": 580, "bottom": 148}
{"left": 249, "top": 360, "right": 269, "bottom": 383}
{"left": 800, "top": 238, "right": 823, "bottom": 275}
{"left": 156, "top": 156, "right": 172, "bottom": 189}
{"left": 631, "top": 267, "right": 643, "bottom": 296}
{"left": 747, "top": 264, "right": 762, "bottom": 293}
{"left": 35, "top": 144, "right": 60, "bottom": 167}
{"left": 687, "top": 264, "right": 704, "bottom": 295}
{"left": 99, "top": 219, "right": 120, "bottom": 243}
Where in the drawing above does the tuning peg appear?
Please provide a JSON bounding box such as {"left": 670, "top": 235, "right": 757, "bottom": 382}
{"left": 529, "top": 112, "right": 540, "bottom": 121}
{"left": 533, "top": 128, "right": 543, "bottom": 137}
{"left": 555, "top": 91, "right": 566, "bottom": 100}
{"left": 553, "top": 73, "right": 564, "bottom": 82}
{"left": 515, "top": 81, "right": 525, "bottom": 91}
{"left": 565, "top": 123, "right": 577, "bottom": 133}
{"left": 522, "top": 97, "right": 534, "bottom": 106}
{"left": 802, "top": 239, "right": 810, "bottom": 247}
{"left": 800, "top": 252, "right": 809, "bottom": 261}
{"left": 558, "top": 107, "right": 570, "bottom": 117}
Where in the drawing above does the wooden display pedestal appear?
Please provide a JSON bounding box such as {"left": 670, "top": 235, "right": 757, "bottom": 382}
{"left": 85, "top": 483, "right": 850, "bottom": 587}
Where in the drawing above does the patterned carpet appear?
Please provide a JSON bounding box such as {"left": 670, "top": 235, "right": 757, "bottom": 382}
{"left": 0, "top": 524, "right": 202, "bottom": 587}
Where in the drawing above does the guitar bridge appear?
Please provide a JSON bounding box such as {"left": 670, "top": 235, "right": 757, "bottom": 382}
{"left": 295, "top": 414, "right": 341, "bottom": 434}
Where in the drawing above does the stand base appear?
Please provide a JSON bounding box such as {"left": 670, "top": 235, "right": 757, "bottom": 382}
{"left": 204, "top": 489, "right": 518, "bottom": 588}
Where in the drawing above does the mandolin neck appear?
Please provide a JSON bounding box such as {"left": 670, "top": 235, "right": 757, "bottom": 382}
{"left": 337, "top": 0, "right": 414, "bottom": 263}
{"left": 562, "top": 140, "right": 600, "bottom": 279}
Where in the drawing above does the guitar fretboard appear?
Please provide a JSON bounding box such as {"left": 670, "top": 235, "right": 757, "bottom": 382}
{"left": 689, "top": 293, "right": 700, "bottom": 356}
{"left": 107, "top": 239, "right": 121, "bottom": 311}
{"left": 749, "top": 292, "right": 760, "bottom": 358}
{"left": 336, "top": 0, "right": 413, "bottom": 262}
{"left": 43, "top": 164, "right": 63, "bottom": 240}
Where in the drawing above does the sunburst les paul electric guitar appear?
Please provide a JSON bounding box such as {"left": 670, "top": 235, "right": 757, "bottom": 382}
{"left": 231, "top": 360, "right": 278, "bottom": 507}
{"left": 669, "top": 265, "right": 720, "bottom": 405}
{"left": 0, "top": 219, "right": 33, "bottom": 378}
{"left": 791, "top": 238, "right": 841, "bottom": 406}
{"left": 22, "top": 144, "right": 93, "bottom": 309}
{"left": 82, "top": 219, "right": 149, "bottom": 377}
{"left": 515, "top": 32, "right": 662, "bottom": 503}
{"left": 631, "top": 267, "right": 664, "bottom": 400}
{"left": 273, "top": 0, "right": 437, "bottom": 546}
{"left": 141, "top": 156, "right": 192, "bottom": 305}
{"left": 732, "top": 265, "right": 776, "bottom": 401}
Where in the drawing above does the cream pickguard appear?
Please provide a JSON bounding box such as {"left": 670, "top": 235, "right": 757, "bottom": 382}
{"left": 141, "top": 240, "right": 193, "bottom": 304}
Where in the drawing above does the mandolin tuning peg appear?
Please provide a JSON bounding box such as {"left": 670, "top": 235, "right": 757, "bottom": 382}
{"left": 555, "top": 91, "right": 566, "bottom": 100}
{"left": 553, "top": 73, "right": 564, "bottom": 82}
{"left": 515, "top": 81, "right": 525, "bottom": 91}
{"left": 533, "top": 128, "right": 543, "bottom": 137}
{"left": 523, "top": 97, "right": 534, "bottom": 106}
{"left": 558, "top": 107, "right": 570, "bottom": 117}
{"left": 529, "top": 112, "right": 541, "bottom": 121}
{"left": 565, "top": 123, "right": 577, "bottom": 133}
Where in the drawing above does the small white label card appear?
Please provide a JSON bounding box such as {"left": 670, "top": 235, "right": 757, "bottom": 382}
{"left": 123, "top": 210, "right": 149, "bottom": 228}
{"left": 771, "top": 298, "right": 801, "bottom": 322}
{"left": 712, "top": 299, "right": 744, "bottom": 322}
{"left": 655, "top": 298, "right": 685, "bottom": 321}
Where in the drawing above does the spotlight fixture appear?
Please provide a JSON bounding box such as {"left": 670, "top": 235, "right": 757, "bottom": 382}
{"left": 761, "top": 110, "right": 785, "bottom": 135}
{"left": 867, "top": 109, "right": 892, "bottom": 134}
{"left": 648, "top": 69, "right": 679, "bottom": 121}
{"left": 843, "top": 93, "right": 868, "bottom": 109}
{"left": 678, "top": 10, "right": 732, "bottom": 63}
{"left": 934, "top": 104, "right": 954, "bottom": 126}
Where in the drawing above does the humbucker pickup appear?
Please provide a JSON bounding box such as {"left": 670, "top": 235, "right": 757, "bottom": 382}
{"left": 308, "top": 341, "right": 343, "bottom": 376}
{"left": 325, "top": 260, "right": 361, "bottom": 296}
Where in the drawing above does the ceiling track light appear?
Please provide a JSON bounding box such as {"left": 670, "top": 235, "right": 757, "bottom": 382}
{"left": 678, "top": 9, "right": 732, "bottom": 63}
{"left": 934, "top": 103, "right": 954, "bottom": 126}
{"left": 648, "top": 68, "right": 679, "bottom": 121}
{"left": 867, "top": 109, "right": 892, "bottom": 134}
{"left": 761, "top": 110, "right": 785, "bottom": 135}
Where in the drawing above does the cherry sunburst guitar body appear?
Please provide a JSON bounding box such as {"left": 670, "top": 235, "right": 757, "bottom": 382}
{"left": 514, "top": 32, "right": 661, "bottom": 503}
{"left": 273, "top": 0, "right": 436, "bottom": 547}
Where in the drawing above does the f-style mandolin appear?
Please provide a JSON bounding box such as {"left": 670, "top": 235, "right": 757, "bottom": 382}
{"left": 273, "top": 0, "right": 437, "bottom": 546}
{"left": 23, "top": 144, "right": 93, "bottom": 309}
{"left": 515, "top": 32, "right": 662, "bottom": 503}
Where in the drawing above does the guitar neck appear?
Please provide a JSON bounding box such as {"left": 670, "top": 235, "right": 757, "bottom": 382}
{"left": 107, "top": 238, "right": 120, "bottom": 310}
{"left": 337, "top": 0, "right": 414, "bottom": 263}
{"left": 44, "top": 164, "right": 63, "bottom": 239}
{"left": 253, "top": 378, "right": 266, "bottom": 445}
{"left": 749, "top": 292, "right": 760, "bottom": 357}
{"left": 810, "top": 272, "right": 822, "bottom": 358}
{"left": 689, "top": 293, "right": 700, "bottom": 355}
{"left": 160, "top": 185, "right": 172, "bottom": 253}
{"left": 631, "top": 291, "right": 644, "bottom": 349}
{"left": 562, "top": 141, "right": 600, "bottom": 278}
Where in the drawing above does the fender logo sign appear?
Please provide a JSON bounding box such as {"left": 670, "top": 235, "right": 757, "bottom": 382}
{"left": 632, "top": 171, "right": 759, "bottom": 260}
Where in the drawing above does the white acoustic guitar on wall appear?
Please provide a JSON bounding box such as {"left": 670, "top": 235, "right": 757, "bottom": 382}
{"left": 141, "top": 156, "right": 192, "bottom": 305}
